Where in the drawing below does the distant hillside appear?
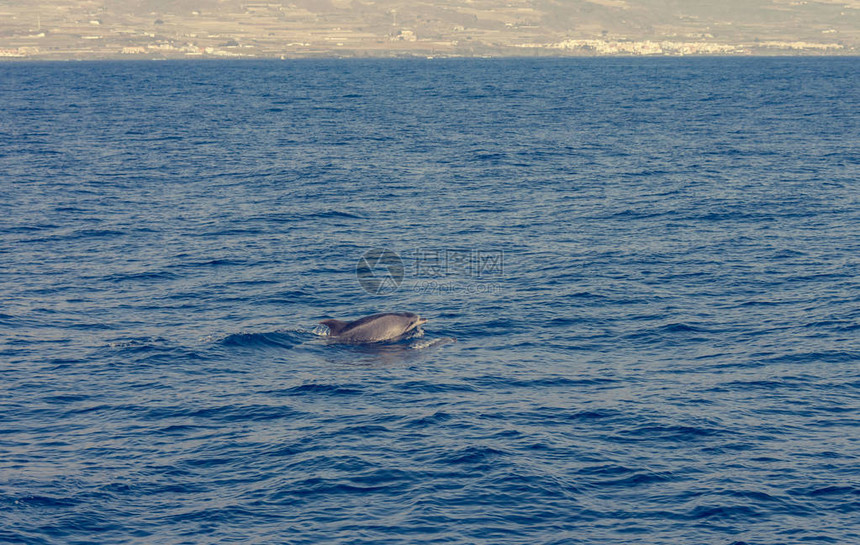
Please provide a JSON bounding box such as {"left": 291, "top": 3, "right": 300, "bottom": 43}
{"left": 1, "top": 0, "right": 856, "bottom": 59}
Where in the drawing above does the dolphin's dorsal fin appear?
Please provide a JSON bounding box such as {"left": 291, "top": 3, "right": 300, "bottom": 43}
{"left": 319, "top": 319, "right": 348, "bottom": 336}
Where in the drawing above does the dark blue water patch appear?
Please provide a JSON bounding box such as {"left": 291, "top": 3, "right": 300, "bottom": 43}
{"left": 791, "top": 484, "right": 860, "bottom": 499}
{"left": 617, "top": 422, "right": 728, "bottom": 444}
{"left": 437, "top": 445, "right": 508, "bottom": 466}
{"left": 717, "top": 378, "right": 810, "bottom": 392}
{"left": 219, "top": 330, "right": 306, "bottom": 349}
{"left": 190, "top": 227, "right": 267, "bottom": 237}
{"left": 8, "top": 494, "right": 80, "bottom": 510}
{"left": 0, "top": 223, "right": 63, "bottom": 234}
{"left": 74, "top": 228, "right": 128, "bottom": 238}
{"left": 281, "top": 383, "right": 364, "bottom": 397}
{"left": 135, "top": 403, "right": 305, "bottom": 425}
{"left": 95, "top": 337, "right": 211, "bottom": 369}
{"left": 393, "top": 380, "right": 478, "bottom": 394}
{"left": 658, "top": 322, "right": 709, "bottom": 334}
{"left": 520, "top": 407, "right": 622, "bottom": 426}
{"left": 596, "top": 469, "right": 676, "bottom": 489}
{"left": 169, "top": 258, "right": 247, "bottom": 269}
{"left": 759, "top": 350, "right": 859, "bottom": 365}
{"left": 102, "top": 270, "right": 180, "bottom": 283}
{"left": 273, "top": 475, "right": 395, "bottom": 500}
{"left": 686, "top": 503, "right": 761, "bottom": 522}
{"left": 472, "top": 376, "right": 622, "bottom": 392}
{"left": 0, "top": 312, "right": 32, "bottom": 327}
{"left": 620, "top": 321, "right": 718, "bottom": 345}
{"left": 802, "top": 319, "right": 859, "bottom": 332}
{"left": 103, "top": 336, "right": 177, "bottom": 353}
{"left": 304, "top": 208, "right": 365, "bottom": 219}
{"left": 1, "top": 57, "right": 858, "bottom": 545}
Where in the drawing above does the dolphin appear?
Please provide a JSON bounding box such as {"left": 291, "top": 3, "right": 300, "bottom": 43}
{"left": 319, "top": 312, "right": 427, "bottom": 343}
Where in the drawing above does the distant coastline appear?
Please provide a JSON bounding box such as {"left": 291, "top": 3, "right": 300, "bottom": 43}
{"left": 1, "top": 45, "right": 857, "bottom": 62}
{"left": 2, "top": 0, "right": 857, "bottom": 61}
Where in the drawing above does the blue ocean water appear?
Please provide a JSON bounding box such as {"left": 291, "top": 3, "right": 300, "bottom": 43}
{"left": 1, "top": 58, "right": 858, "bottom": 544}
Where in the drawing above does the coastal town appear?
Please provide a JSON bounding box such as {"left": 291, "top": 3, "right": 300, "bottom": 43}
{"left": 1, "top": 0, "right": 856, "bottom": 59}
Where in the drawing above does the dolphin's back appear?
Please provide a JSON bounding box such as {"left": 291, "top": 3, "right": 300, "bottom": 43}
{"left": 321, "top": 312, "right": 422, "bottom": 343}
{"left": 339, "top": 313, "right": 413, "bottom": 343}
{"left": 342, "top": 313, "right": 391, "bottom": 331}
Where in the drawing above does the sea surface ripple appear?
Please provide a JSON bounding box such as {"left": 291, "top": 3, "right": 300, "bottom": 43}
{"left": 1, "top": 58, "right": 858, "bottom": 544}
